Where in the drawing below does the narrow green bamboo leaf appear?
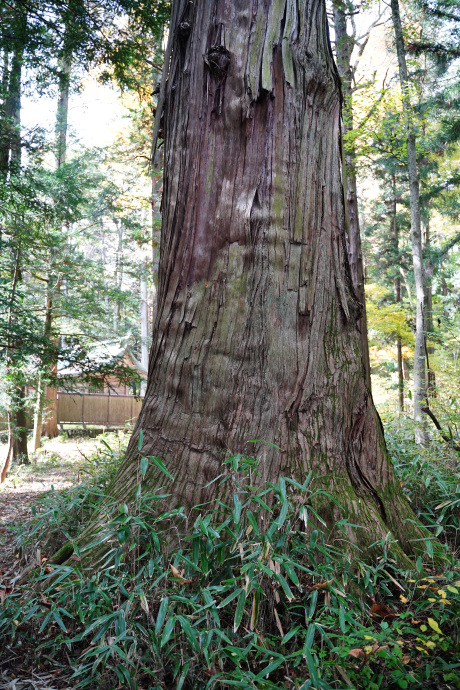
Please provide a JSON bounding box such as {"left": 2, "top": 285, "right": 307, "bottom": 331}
{"left": 177, "top": 661, "right": 190, "bottom": 690}
{"left": 140, "top": 456, "right": 148, "bottom": 479}
{"left": 305, "top": 648, "right": 320, "bottom": 686}
{"left": 178, "top": 615, "right": 200, "bottom": 653}
{"left": 283, "top": 562, "right": 300, "bottom": 587}
{"left": 161, "top": 615, "right": 176, "bottom": 647}
{"left": 254, "top": 657, "right": 284, "bottom": 680}
{"left": 138, "top": 429, "right": 144, "bottom": 450}
{"left": 218, "top": 588, "right": 242, "bottom": 609}
{"left": 275, "top": 573, "right": 294, "bottom": 601}
{"left": 233, "top": 589, "right": 247, "bottom": 632}
{"left": 282, "top": 625, "right": 301, "bottom": 644}
{"left": 308, "top": 590, "right": 318, "bottom": 618}
{"left": 155, "top": 597, "right": 169, "bottom": 635}
{"left": 276, "top": 500, "right": 289, "bottom": 528}
{"left": 233, "top": 494, "right": 242, "bottom": 525}
{"left": 304, "top": 622, "right": 315, "bottom": 651}
{"left": 246, "top": 510, "right": 260, "bottom": 535}
{"left": 149, "top": 456, "right": 174, "bottom": 481}
{"left": 339, "top": 605, "right": 347, "bottom": 633}
{"left": 52, "top": 609, "right": 67, "bottom": 633}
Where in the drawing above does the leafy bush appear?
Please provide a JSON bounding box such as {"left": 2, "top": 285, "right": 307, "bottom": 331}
{"left": 15, "top": 432, "right": 128, "bottom": 563}
{"left": 385, "top": 415, "right": 460, "bottom": 551}
{"left": 1, "top": 451, "right": 459, "bottom": 689}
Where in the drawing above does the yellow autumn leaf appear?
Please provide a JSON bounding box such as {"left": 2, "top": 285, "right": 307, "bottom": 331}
{"left": 428, "top": 598, "right": 436, "bottom": 602}
{"left": 400, "top": 595, "right": 408, "bottom": 604}
{"left": 427, "top": 618, "right": 443, "bottom": 635}
{"left": 447, "top": 585, "right": 458, "bottom": 594}
{"left": 437, "top": 589, "right": 446, "bottom": 598}
{"left": 364, "top": 645, "right": 373, "bottom": 654}
{"left": 440, "top": 599, "right": 451, "bottom": 605}
{"left": 364, "top": 635, "right": 374, "bottom": 640}
{"left": 425, "top": 640, "right": 436, "bottom": 649}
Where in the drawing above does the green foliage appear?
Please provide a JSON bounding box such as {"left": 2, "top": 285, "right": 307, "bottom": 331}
{"left": 385, "top": 415, "right": 460, "bottom": 548}
{"left": 14, "top": 432, "right": 128, "bottom": 559}
{"left": 1, "top": 447, "right": 459, "bottom": 689}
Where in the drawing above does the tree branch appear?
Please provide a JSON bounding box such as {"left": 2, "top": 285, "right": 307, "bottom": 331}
{"left": 422, "top": 406, "right": 460, "bottom": 452}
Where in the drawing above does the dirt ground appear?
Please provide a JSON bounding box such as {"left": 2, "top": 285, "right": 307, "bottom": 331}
{"left": 0, "top": 436, "right": 102, "bottom": 576}
{"left": 0, "top": 434, "right": 118, "bottom": 689}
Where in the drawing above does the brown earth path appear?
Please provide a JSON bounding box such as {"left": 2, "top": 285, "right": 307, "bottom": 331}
{"left": 0, "top": 435, "right": 108, "bottom": 690}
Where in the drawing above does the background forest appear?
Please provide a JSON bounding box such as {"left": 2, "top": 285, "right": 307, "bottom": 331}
{"left": 1, "top": 0, "right": 460, "bottom": 688}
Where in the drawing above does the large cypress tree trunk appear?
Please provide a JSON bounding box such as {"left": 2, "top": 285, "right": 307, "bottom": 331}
{"left": 83, "top": 0, "right": 426, "bottom": 562}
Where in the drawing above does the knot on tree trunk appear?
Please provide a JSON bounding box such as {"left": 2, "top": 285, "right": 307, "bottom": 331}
{"left": 204, "top": 45, "right": 231, "bottom": 79}
{"left": 178, "top": 21, "right": 191, "bottom": 40}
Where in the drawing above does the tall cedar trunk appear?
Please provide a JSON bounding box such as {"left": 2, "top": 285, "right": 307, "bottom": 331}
{"left": 332, "top": 1, "right": 371, "bottom": 390}
{"left": 390, "top": 0, "right": 428, "bottom": 444}
{"left": 113, "top": 222, "right": 124, "bottom": 333}
{"left": 33, "top": 290, "right": 53, "bottom": 448}
{"left": 1, "top": 12, "right": 29, "bottom": 475}
{"left": 0, "top": 28, "right": 23, "bottom": 173}
{"left": 15, "top": 385, "right": 29, "bottom": 463}
{"left": 33, "top": 52, "right": 72, "bottom": 448}
{"left": 424, "top": 214, "right": 436, "bottom": 397}
{"left": 140, "top": 259, "right": 149, "bottom": 371}
{"left": 1, "top": 246, "right": 26, "bottom": 482}
{"left": 392, "top": 181, "right": 404, "bottom": 411}
{"left": 81, "top": 0, "right": 426, "bottom": 565}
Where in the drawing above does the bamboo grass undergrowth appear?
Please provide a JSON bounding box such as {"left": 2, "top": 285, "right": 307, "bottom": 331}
{"left": 1, "top": 442, "right": 460, "bottom": 689}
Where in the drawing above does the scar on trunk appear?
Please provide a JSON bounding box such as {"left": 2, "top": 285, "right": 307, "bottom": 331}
{"left": 204, "top": 45, "right": 231, "bottom": 115}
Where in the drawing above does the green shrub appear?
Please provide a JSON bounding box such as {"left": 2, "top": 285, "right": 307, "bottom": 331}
{"left": 385, "top": 414, "right": 460, "bottom": 549}
{"left": 15, "top": 431, "right": 128, "bottom": 563}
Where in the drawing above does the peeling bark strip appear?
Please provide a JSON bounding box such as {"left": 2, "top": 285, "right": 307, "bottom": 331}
{"left": 91, "top": 0, "right": 424, "bottom": 559}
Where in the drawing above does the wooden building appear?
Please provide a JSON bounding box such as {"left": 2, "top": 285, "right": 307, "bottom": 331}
{"left": 47, "top": 338, "right": 147, "bottom": 432}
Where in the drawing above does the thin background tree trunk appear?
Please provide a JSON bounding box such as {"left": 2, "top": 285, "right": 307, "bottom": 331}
{"left": 1, "top": 9, "right": 29, "bottom": 474}
{"left": 392, "top": 179, "right": 404, "bottom": 411}
{"left": 424, "top": 213, "right": 436, "bottom": 397}
{"left": 33, "top": 52, "right": 72, "bottom": 447}
{"left": 390, "top": 0, "right": 428, "bottom": 443}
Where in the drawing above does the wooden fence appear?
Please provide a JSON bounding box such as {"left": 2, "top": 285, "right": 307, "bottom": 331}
{"left": 57, "top": 393, "right": 143, "bottom": 428}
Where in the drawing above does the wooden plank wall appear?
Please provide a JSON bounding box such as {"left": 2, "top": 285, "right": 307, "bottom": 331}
{"left": 57, "top": 393, "right": 143, "bottom": 427}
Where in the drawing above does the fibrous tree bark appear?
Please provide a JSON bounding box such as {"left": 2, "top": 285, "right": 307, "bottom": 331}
{"left": 83, "top": 0, "right": 427, "bottom": 563}
{"left": 390, "top": 0, "right": 429, "bottom": 444}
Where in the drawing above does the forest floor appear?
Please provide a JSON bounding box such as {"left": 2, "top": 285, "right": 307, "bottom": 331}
{"left": 0, "top": 435, "right": 103, "bottom": 689}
